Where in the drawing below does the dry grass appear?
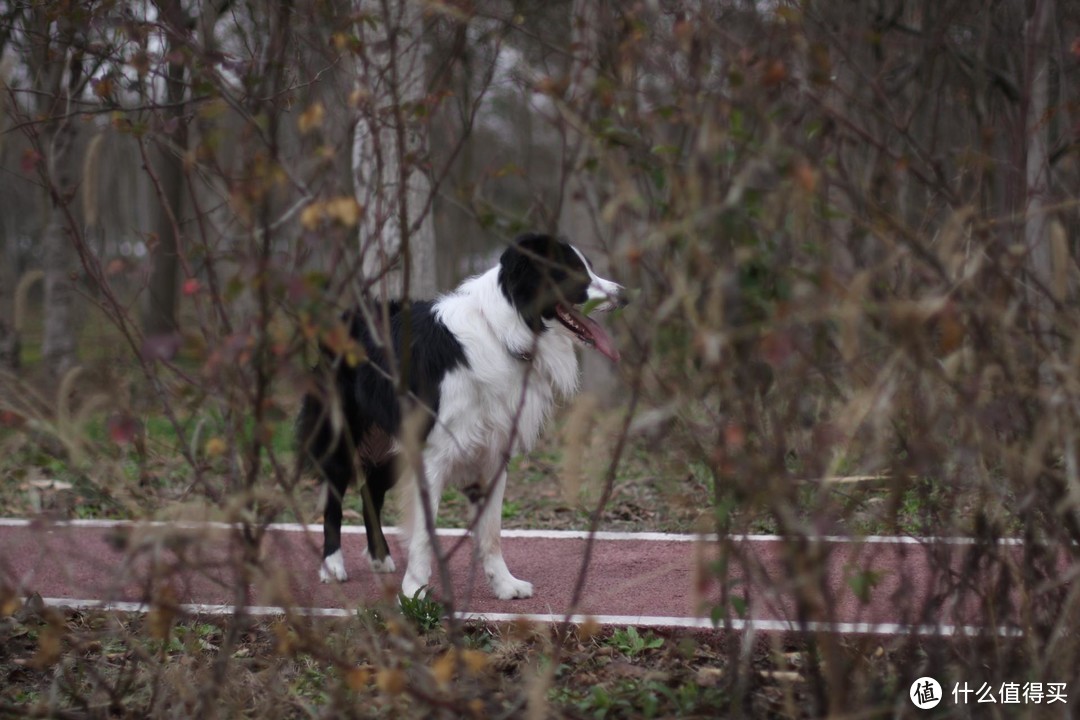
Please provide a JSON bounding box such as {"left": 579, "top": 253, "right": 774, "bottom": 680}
{"left": 2, "top": 597, "right": 929, "bottom": 719}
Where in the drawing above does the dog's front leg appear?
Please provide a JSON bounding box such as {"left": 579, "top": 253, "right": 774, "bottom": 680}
{"left": 400, "top": 464, "right": 445, "bottom": 599}
{"left": 473, "top": 468, "right": 534, "bottom": 600}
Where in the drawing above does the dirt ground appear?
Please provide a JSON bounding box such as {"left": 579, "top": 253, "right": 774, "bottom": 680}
{"left": 0, "top": 591, "right": 919, "bottom": 719}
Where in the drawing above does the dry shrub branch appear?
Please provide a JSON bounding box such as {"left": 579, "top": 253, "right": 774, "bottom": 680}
{"left": 1, "top": 1, "right": 1079, "bottom": 717}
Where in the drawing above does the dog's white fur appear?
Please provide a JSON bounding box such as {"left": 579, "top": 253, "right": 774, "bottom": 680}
{"left": 392, "top": 259, "right": 621, "bottom": 600}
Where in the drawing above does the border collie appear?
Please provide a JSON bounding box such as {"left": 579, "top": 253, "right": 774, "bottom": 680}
{"left": 298, "top": 233, "right": 624, "bottom": 600}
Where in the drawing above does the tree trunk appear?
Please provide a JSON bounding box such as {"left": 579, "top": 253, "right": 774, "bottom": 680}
{"left": 0, "top": 67, "right": 19, "bottom": 371}
{"left": 1023, "top": 0, "right": 1056, "bottom": 355}
{"left": 141, "top": 0, "right": 188, "bottom": 336}
{"left": 0, "top": 234, "right": 17, "bottom": 371}
{"left": 35, "top": 9, "right": 80, "bottom": 381}
{"left": 41, "top": 173, "right": 78, "bottom": 382}
{"left": 352, "top": 0, "right": 437, "bottom": 301}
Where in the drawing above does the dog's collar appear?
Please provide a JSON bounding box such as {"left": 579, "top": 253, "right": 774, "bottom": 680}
{"left": 510, "top": 349, "right": 533, "bottom": 363}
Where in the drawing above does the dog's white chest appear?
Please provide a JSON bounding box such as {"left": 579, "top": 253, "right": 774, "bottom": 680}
{"left": 430, "top": 268, "right": 582, "bottom": 461}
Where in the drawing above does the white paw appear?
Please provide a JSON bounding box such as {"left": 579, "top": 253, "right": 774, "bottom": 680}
{"left": 369, "top": 554, "right": 396, "bottom": 573}
{"left": 400, "top": 572, "right": 427, "bottom": 599}
{"left": 319, "top": 549, "right": 348, "bottom": 583}
{"left": 490, "top": 575, "right": 534, "bottom": 600}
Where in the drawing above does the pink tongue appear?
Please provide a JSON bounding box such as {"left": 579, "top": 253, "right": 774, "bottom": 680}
{"left": 579, "top": 312, "right": 620, "bottom": 364}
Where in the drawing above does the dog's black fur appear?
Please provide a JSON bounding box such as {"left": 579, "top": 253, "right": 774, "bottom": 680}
{"left": 297, "top": 300, "right": 468, "bottom": 570}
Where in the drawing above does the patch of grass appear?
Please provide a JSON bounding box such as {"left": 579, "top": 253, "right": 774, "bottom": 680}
{"left": 898, "top": 478, "right": 947, "bottom": 534}
{"left": 608, "top": 626, "right": 664, "bottom": 658}
{"left": 397, "top": 587, "right": 444, "bottom": 633}
{"left": 292, "top": 662, "right": 334, "bottom": 706}
{"left": 550, "top": 677, "right": 728, "bottom": 719}
{"left": 355, "top": 604, "right": 388, "bottom": 632}
{"left": 500, "top": 498, "right": 522, "bottom": 520}
{"left": 436, "top": 486, "right": 466, "bottom": 525}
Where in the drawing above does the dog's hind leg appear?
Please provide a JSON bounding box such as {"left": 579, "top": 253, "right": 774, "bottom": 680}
{"left": 319, "top": 445, "right": 353, "bottom": 583}
{"left": 361, "top": 461, "right": 396, "bottom": 573}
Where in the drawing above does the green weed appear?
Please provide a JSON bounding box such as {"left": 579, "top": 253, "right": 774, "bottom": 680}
{"left": 398, "top": 587, "right": 444, "bottom": 633}
{"left": 608, "top": 626, "right": 663, "bottom": 657}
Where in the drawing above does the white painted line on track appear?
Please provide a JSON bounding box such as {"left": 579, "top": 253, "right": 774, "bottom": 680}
{"left": 458, "top": 612, "right": 1024, "bottom": 638}
{"left": 0, "top": 517, "right": 1027, "bottom": 546}
{"left": 35, "top": 597, "right": 1022, "bottom": 637}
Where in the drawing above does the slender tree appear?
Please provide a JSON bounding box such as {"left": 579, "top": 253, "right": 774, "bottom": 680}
{"left": 140, "top": 0, "right": 190, "bottom": 337}
{"left": 0, "top": 49, "right": 19, "bottom": 371}
{"left": 353, "top": 0, "right": 437, "bottom": 302}
{"left": 1023, "top": 0, "right": 1056, "bottom": 333}
{"left": 30, "top": 6, "right": 81, "bottom": 380}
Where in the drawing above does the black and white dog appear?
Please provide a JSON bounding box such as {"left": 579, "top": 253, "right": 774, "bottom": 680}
{"left": 298, "top": 233, "right": 624, "bottom": 600}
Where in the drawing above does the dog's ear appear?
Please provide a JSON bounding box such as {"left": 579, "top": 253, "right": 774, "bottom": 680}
{"left": 502, "top": 234, "right": 553, "bottom": 276}
{"left": 499, "top": 234, "right": 563, "bottom": 330}
{"left": 511, "top": 233, "right": 558, "bottom": 259}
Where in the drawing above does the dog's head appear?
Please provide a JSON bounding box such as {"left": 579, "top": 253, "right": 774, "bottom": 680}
{"left": 498, "top": 233, "right": 625, "bottom": 363}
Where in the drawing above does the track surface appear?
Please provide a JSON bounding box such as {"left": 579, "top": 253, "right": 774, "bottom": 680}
{"left": 0, "top": 519, "right": 1033, "bottom": 634}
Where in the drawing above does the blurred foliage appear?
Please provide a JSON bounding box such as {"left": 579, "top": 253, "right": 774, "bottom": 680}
{"left": 1, "top": 0, "right": 1079, "bottom": 717}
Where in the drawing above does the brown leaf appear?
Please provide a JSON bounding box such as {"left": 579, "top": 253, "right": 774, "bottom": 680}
{"left": 460, "top": 649, "right": 488, "bottom": 675}
{"left": 937, "top": 306, "right": 965, "bottom": 356}
{"left": 107, "top": 414, "right": 140, "bottom": 445}
{"left": 376, "top": 668, "right": 406, "bottom": 695}
{"left": 325, "top": 196, "right": 362, "bottom": 227}
{"left": 205, "top": 437, "right": 227, "bottom": 457}
{"left": 31, "top": 623, "right": 64, "bottom": 669}
{"left": 298, "top": 102, "right": 325, "bottom": 134}
{"left": 0, "top": 591, "right": 21, "bottom": 617}
{"left": 431, "top": 651, "right": 456, "bottom": 687}
{"left": 148, "top": 585, "right": 178, "bottom": 641}
{"left": 346, "top": 665, "right": 372, "bottom": 690}
{"left": 793, "top": 160, "right": 817, "bottom": 192}
{"left": 300, "top": 202, "right": 324, "bottom": 230}
{"left": 763, "top": 59, "right": 787, "bottom": 86}
{"left": 20, "top": 149, "right": 43, "bottom": 174}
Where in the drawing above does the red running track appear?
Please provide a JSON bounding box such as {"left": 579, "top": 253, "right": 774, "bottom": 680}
{"left": 0, "top": 519, "right": 1050, "bottom": 635}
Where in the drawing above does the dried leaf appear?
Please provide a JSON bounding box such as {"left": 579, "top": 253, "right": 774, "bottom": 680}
{"left": 376, "top": 668, "right": 406, "bottom": 695}
{"left": 937, "top": 304, "right": 965, "bottom": 356}
{"left": 325, "top": 196, "right": 362, "bottom": 227}
{"left": 578, "top": 617, "right": 601, "bottom": 641}
{"left": 0, "top": 592, "right": 20, "bottom": 617}
{"left": 763, "top": 59, "right": 788, "bottom": 86}
{"left": 147, "top": 601, "right": 175, "bottom": 641}
{"left": 31, "top": 625, "right": 63, "bottom": 669}
{"left": 792, "top": 159, "right": 817, "bottom": 192}
{"left": 460, "top": 649, "right": 488, "bottom": 675}
{"left": 20, "top": 148, "right": 43, "bottom": 174}
{"left": 298, "top": 102, "right": 325, "bottom": 134}
{"left": 205, "top": 437, "right": 227, "bottom": 457}
{"left": 346, "top": 665, "right": 371, "bottom": 690}
{"left": 431, "top": 651, "right": 456, "bottom": 687}
{"left": 107, "top": 414, "right": 140, "bottom": 445}
{"left": 300, "top": 202, "right": 324, "bottom": 230}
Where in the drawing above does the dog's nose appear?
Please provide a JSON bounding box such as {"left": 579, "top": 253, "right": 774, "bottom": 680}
{"left": 613, "top": 284, "right": 630, "bottom": 309}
